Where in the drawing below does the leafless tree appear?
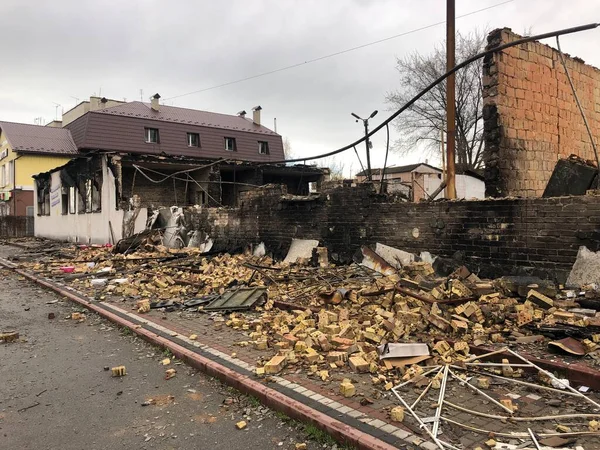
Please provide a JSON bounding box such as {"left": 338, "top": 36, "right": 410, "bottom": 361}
{"left": 283, "top": 136, "right": 293, "bottom": 159}
{"left": 385, "top": 30, "right": 487, "bottom": 169}
{"left": 319, "top": 157, "right": 346, "bottom": 180}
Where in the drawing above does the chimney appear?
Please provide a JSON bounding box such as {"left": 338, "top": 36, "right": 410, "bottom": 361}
{"left": 237, "top": 110, "right": 247, "bottom": 118}
{"left": 252, "top": 105, "right": 262, "bottom": 126}
{"left": 151, "top": 93, "right": 161, "bottom": 111}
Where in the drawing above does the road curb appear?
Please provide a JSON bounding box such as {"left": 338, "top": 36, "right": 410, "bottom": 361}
{"left": 1, "top": 260, "right": 400, "bottom": 450}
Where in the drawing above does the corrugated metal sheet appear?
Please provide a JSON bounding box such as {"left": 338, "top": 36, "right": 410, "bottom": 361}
{"left": 66, "top": 105, "right": 285, "bottom": 162}
{"left": 203, "top": 287, "right": 267, "bottom": 311}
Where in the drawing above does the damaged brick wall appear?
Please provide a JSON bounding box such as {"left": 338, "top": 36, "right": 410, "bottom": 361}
{"left": 483, "top": 28, "right": 600, "bottom": 197}
{"left": 194, "top": 185, "right": 600, "bottom": 283}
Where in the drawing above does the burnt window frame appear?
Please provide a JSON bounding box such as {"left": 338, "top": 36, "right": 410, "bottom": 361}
{"left": 187, "top": 132, "right": 200, "bottom": 147}
{"left": 144, "top": 127, "right": 160, "bottom": 144}
{"left": 224, "top": 137, "right": 237, "bottom": 152}
{"left": 258, "top": 141, "right": 269, "bottom": 155}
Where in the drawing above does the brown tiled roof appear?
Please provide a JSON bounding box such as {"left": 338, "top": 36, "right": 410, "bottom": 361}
{"left": 92, "top": 101, "right": 279, "bottom": 136}
{"left": 0, "top": 121, "right": 78, "bottom": 155}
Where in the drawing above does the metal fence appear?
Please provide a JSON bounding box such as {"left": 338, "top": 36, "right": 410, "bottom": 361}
{"left": 0, "top": 216, "right": 34, "bottom": 238}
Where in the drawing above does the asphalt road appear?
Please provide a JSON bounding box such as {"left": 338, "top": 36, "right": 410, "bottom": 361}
{"left": 0, "top": 264, "right": 333, "bottom": 450}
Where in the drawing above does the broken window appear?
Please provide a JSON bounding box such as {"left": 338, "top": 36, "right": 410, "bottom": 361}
{"left": 83, "top": 178, "right": 101, "bottom": 213}
{"left": 258, "top": 141, "right": 269, "bottom": 155}
{"left": 69, "top": 186, "right": 76, "bottom": 214}
{"left": 36, "top": 176, "right": 51, "bottom": 216}
{"left": 61, "top": 187, "right": 68, "bottom": 215}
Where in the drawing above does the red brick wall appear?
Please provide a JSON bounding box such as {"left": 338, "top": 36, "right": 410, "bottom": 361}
{"left": 483, "top": 28, "right": 600, "bottom": 197}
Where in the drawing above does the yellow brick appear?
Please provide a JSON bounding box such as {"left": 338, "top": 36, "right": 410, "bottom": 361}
{"left": 340, "top": 380, "right": 355, "bottom": 397}
{"left": 390, "top": 406, "right": 405, "bottom": 422}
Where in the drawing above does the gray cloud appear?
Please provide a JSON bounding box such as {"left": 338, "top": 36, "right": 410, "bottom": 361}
{"left": 1, "top": 0, "right": 599, "bottom": 173}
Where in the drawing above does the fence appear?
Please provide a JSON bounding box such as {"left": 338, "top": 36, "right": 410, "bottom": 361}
{"left": 0, "top": 216, "right": 34, "bottom": 238}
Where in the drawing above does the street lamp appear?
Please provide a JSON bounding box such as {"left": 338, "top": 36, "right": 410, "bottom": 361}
{"left": 351, "top": 110, "right": 378, "bottom": 181}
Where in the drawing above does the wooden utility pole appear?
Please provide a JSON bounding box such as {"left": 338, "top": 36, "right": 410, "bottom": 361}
{"left": 446, "top": 0, "right": 457, "bottom": 199}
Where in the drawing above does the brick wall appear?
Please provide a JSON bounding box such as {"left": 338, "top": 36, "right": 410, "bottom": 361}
{"left": 483, "top": 28, "right": 600, "bottom": 197}
{"left": 194, "top": 185, "right": 600, "bottom": 283}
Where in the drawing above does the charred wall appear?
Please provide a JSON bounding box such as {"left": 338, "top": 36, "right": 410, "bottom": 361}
{"left": 193, "top": 184, "right": 600, "bottom": 283}
{"left": 483, "top": 28, "right": 600, "bottom": 197}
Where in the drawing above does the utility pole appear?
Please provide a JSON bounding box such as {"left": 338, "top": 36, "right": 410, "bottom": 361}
{"left": 446, "top": 0, "right": 457, "bottom": 199}
{"left": 351, "top": 110, "right": 378, "bottom": 181}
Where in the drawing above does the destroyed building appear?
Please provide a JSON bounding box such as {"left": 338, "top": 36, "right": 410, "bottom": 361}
{"left": 31, "top": 97, "right": 325, "bottom": 244}
{"left": 483, "top": 28, "right": 600, "bottom": 197}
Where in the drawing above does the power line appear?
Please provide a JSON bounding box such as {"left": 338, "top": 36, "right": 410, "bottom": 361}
{"left": 164, "top": 0, "right": 514, "bottom": 101}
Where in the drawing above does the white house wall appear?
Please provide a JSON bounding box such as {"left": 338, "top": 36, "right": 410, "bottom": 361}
{"left": 34, "top": 157, "right": 147, "bottom": 244}
{"left": 456, "top": 175, "right": 485, "bottom": 199}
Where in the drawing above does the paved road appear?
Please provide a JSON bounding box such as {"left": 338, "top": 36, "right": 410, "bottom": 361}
{"left": 0, "top": 265, "right": 330, "bottom": 450}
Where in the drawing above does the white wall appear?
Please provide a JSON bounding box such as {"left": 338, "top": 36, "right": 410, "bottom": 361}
{"left": 34, "top": 156, "right": 147, "bottom": 244}
{"left": 456, "top": 175, "right": 485, "bottom": 199}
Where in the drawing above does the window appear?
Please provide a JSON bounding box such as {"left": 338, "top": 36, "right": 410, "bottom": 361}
{"left": 7, "top": 161, "right": 13, "bottom": 185}
{"left": 187, "top": 133, "right": 200, "bottom": 147}
{"left": 61, "top": 187, "right": 68, "bottom": 215}
{"left": 224, "top": 137, "right": 236, "bottom": 151}
{"left": 258, "top": 141, "right": 269, "bottom": 155}
{"left": 0, "top": 164, "right": 5, "bottom": 187}
{"left": 145, "top": 127, "right": 159, "bottom": 143}
{"left": 69, "top": 186, "right": 76, "bottom": 214}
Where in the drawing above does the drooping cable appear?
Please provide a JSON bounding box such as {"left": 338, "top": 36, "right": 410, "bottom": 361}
{"left": 263, "top": 23, "right": 599, "bottom": 166}
{"left": 379, "top": 123, "right": 390, "bottom": 193}
{"left": 556, "top": 35, "right": 600, "bottom": 184}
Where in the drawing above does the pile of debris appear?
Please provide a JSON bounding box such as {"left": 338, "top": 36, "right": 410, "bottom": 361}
{"left": 10, "top": 239, "right": 600, "bottom": 448}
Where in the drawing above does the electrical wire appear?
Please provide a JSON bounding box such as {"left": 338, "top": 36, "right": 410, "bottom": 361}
{"left": 555, "top": 35, "right": 600, "bottom": 184}
{"left": 379, "top": 123, "right": 390, "bottom": 192}
{"left": 260, "top": 23, "right": 600, "bottom": 166}
{"left": 164, "top": 0, "right": 514, "bottom": 101}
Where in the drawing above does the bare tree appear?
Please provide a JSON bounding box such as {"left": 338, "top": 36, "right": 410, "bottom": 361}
{"left": 283, "top": 136, "right": 293, "bottom": 159}
{"left": 319, "top": 157, "right": 346, "bottom": 180}
{"left": 385, "top": 30, "right": 487, "bottom": 169}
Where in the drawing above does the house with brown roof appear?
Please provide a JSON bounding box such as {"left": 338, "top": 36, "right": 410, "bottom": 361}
{"left": 0, "top": 121, "right": 77, "bottom": 216}
{"left": 30, "top": 94, "right": 324, "bottom": 244}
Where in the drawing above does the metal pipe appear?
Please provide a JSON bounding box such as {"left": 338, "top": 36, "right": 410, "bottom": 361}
{"left": 411, "top": 366, "right": 445, "bottom": 409}
{"left": 556, "top": 36, "right": 600, "bottom": 185}
{"left": 447, "top": 368, "right": 514, "bottom": 414}
{"left": 445, "top": 401, "right": 600, "bottom": 421}
{"left": 505, "top": 347, "right": 600, "bottom": 410}
{"left": 392, "top": 390, "right": 454, "bottom": 450}
{"left": 441, "top": 416, "right": 600, "bottom": 439}
{"left": 528, "top": 428, "right": 542, "bottom": 450}
{"left": 379, "top": 123, "right": 390, "bottom": 193}
{"left": 364, "top": 119, "right": 372, "bottom": 181}
{"left": 449, "top": 364, "right": 583, "bottom": 397}
{"left": 392, "top": 366, "right": 442, "bottom": 389}
{"left": 432, "top": 364, "right": 449, "bottom": 437}
{"left": 445, "top": 0, "right": 456, "bottom": 199}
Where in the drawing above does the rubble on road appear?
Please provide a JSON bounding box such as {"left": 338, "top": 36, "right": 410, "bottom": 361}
{"left": 8, "top": 239, "right": 600, "bottom": 449}
{"left": 0, "top": 331, "right": 19, "bottom": 343}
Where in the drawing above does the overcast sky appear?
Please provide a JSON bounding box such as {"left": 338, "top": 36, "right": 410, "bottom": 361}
{"left": 1, "top": 0, "right": 599, "bottom": 175}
